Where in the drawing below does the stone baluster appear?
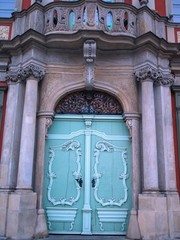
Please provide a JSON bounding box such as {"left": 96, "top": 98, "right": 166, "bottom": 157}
{"left": 16, "top": 64, "right": 45, "bottom": 190}
{"left": 135, "top": 66, "right": 159, "bottom": 192}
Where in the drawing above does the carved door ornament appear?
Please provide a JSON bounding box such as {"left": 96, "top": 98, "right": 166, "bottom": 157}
{"left": 55, "top": 91, "right": 123, "bottom": 114}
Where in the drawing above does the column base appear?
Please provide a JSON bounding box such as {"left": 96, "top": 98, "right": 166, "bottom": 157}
{"left": 166, "top": 193, "right": 180, "bottom": 239}
{"left": 138, "top": 193, "right": 180, "bottom": 240}
{"left": 0, "top": 191, "right": 9, "bottom": 237}
{"left": 127, "top": 209, "right": 141, "bottom": 239}
{"left": 34, "top": 208, "right": 48, "bottom": 238}
{"left": 6, "top": 191, "right": 37, "bottom": 240}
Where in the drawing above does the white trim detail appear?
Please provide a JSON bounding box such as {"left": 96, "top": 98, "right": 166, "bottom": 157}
{"left": 46, "top": 207, "right": 77, "bottom": 231}
{"left": 93, "top": 141, "right": 128, "bottom": 207}
{"left": 47, "top": 140, "right": 82, "bottom": 206}
{"left": 97, "top": 208, "right": 128, "bottom": 232}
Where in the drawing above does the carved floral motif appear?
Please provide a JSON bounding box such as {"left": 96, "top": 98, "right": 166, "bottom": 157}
{"left": 6, "top": 64, "right": 45, "bottom": 83}
{"left": 135, "top": 66, "right": 174, "bottom": 86}
{"left": 83, "top": 40, "right": 96, "bottom": 90}
{"left": 55, "top": 91, "right": 123, "bottom": 114}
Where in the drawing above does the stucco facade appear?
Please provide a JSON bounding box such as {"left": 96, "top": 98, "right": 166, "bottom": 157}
{"left": 0, "top": 0, "right": 180, "bottom": 239}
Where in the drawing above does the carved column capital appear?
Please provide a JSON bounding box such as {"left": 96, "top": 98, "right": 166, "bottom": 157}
{"left": 135, "top": 66, "right": 162, "bottom": 82}
{"left": 37, "top": 111, "right": 54, "bottom": 138}
{"left": 123, "top": 113, "right": 141, "bottom": 141}
{"left": 83, "top": 40, "right": 96, "bottom": 90}
{"left": 135, "top": 66, "right": 174, "bottom": 86}
{"left": 5, "top": 64, "right": 45, "bottom": 83}
{"left": 154, "top": 74, "right": 175, "bottom": 87}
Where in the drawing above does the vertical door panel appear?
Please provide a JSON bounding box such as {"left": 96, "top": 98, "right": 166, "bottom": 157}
{"left": 90, "top": 118, "right": 131, "bottom": 234}
{"left": 43, "top": 118, "right": 85, "bottom": 234}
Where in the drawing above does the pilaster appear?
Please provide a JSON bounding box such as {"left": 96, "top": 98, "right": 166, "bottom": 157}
{"left": 34, "top": 111, "right": 54, "bottom": 238}
{"left": 123, "top": 112, "right": 141, "bottom": 240}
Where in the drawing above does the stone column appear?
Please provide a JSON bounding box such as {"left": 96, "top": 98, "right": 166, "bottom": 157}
{"left": 135, "top": 66, "right": 159, "bottom": 192}
{"left": 0, "top": 82, "right": 25, "bottom": 189}
{"left": 16, "top": 77, "right": 38, "bottom": 190}
{"left": 135, "top": 66, "right": 172, "bottom": 239}
{"left": 16, "top": 65, "right": 45, "bottom": 190}
{"left": 0, "top": 74, "right": 25, "bottom": 236}
{"left": 5, "top": 64, "right": 45, "bottom": 240}
{"left": 154, "top": 75, "right": 177, "bottom": 193}
{"left": 34, "top": 111, "right": 54, "bottom": 238}
{"left": 154, "top": 75, "right": 180, "bottom": 238}
{"left": 123, "top": 113, "right": 141, "bottom": 240}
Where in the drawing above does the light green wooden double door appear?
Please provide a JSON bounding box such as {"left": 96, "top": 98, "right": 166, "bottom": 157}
{"left": 43, "top": 114, "right": 131, "bottom": 235}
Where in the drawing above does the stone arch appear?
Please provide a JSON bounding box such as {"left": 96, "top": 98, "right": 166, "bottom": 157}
{"left": 41, "top": 84, "right": 131, "bottom": 113}
{"left": 54, "top": 90, "right": 123, "bottom": 115}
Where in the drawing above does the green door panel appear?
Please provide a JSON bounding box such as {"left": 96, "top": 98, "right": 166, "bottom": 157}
{"left": 43, "top": 115, "right": 131, "bottom": 235}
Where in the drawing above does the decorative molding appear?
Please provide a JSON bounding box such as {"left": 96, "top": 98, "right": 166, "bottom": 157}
{"left": 135, "top": 66, "right": 174, "bottom": 86}
{"left": 122, "top": 112, "right": 141, "bottom": 141}
{"left": 44, "top": 4, "right": 136, "bottom": 36}
{"left": 154, "top": 74, "right": 175, "bottom": 86}
{"left": 46, "top": 207, "right": 77, "bottom": 232}
{"left": 97, "top": 208, "right": 128, "bottom": 232}
{"left": 83, "top": 40, "right": 96, "bottom": 90}
{"left": 55, "top": 91, "right": 123, "bottom": 114}
{"left": 5, "top": 64, "right": 45, "bottom": 83}
{"left": 93, "top": 141, "right": 128, "bottom": 207}
{"left": 45, "top": 117, "right": 53, "bottom": 138}
{"left": 139, "top": 0, "right": 149, "bottom": 6}
{"left": 125, "top": 119, "right": 132, "bottom": 140}
{"left": 47, "top": 140, "right": 82, "bottom": 206}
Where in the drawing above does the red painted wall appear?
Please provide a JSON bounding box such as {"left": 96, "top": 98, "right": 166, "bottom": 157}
{"left": 124, "top": 0, "right": 132, "bottom": 4}
{"left": 155, "top": 0, "right": 166, "bottom": 16}
{"left": 172, "top": 92, "right": 180, "bottom": 195}
{"left": 174, "top": 28, "right": 180, "bottom": 43}
{"left": 22, "top": 0, "right": 31, "bottom": 10}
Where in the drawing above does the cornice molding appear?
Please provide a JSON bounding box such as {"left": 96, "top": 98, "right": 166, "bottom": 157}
{"left": 5, "top": 64, "right": 45, "bottom": 83}
{"left": 0, "top": 30, "right": 178, "bottom": 55}
{"left": 135, "top": 66, "right": 174, "bottom": 86}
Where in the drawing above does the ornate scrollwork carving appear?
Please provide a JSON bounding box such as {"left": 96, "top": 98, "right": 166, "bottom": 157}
{"left": 125, "top": 119, "right": 132, "bottom": 140}
{"left": 83, "top": 40, "right": 96, "bottom": 90}
{"left": 45, "top": 117, "right": 53, "bottom": 138}
{"left": 47, "top": 140, "right": 82, "bottom": 206}
{"left": 135, "top": 66, "right": 174, "bottom": 86}
{"left": 44, "top": 3, "right": 136, "bottom": 36}
{"left": 135, "top": 66, "right": 162, "bottom": 82}
{"left": 154, "top": 74, "right": 175, "bottom": 86}
{"left": 6, "top": 64, "right": 45, "bottom": 83}
{"left": 55, "top": 91, "right": 123, "bottom": 114}
{"left": 93, "top": 141, "right": 128, "bottom": 207}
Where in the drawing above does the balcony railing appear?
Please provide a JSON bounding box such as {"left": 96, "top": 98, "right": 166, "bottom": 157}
{"left": 44, "top": 1, "right": 137, "bottom": 36}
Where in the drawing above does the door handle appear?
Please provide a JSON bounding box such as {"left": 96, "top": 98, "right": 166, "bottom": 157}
{"left": 75, "top": 177, "right": 83, "bottom": 187}
{"left": 91, "top": 177, "right": 96, "bottom": 188}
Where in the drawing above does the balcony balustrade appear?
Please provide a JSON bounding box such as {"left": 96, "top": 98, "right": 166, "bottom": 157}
{"left": 44, "top": 1, "right": 137, "bottom": 36}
